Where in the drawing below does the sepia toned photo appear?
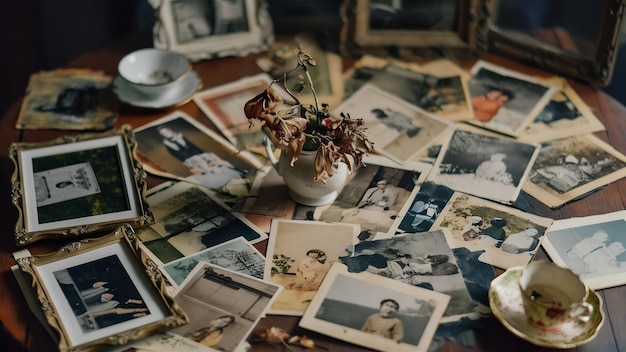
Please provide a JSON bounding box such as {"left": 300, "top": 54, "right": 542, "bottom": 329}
{"left": 541, "top": 210, "right": 626, "bottom": 290}
{"left": 161, "top": 236, "right": 265, "bottom": 287}
{"left": 170, "top": 262, "right": 281, "bottom": 351}
{"left": 333, "top": 83, "right": 454, "bottom": 163}
{"left": 299, "top": 263, "right": 449, "bottom": 352}
{"left": 523, "top": 134, "right": 626, "bottom": 208}
{"left": 467, "top": 60, "right": 558, "bottom": 137}
{"left": 430, "top": 192, "right": 553, "bottom": 269}
{"left": 427, "top": 127, "right": 540, "bottom": 204}
{"left": 264, "top": 220, "right": 357, "bottom": 316}
{"left": 15, "top": 69, "right": 118, "bottom": 131}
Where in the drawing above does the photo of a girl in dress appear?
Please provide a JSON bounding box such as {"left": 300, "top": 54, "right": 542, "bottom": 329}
{"left": 287, "top": 249, "right": 329, "bottom": 291}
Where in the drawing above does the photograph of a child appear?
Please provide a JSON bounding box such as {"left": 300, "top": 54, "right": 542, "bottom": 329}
{"left": 300, "top": 263, "right": 449, "bottom": 352}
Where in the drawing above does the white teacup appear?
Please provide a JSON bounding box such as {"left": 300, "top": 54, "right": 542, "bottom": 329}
{"left": 518, "top": 261, "right": 593, "bottom": 328}
{"left": 118, "top": 48, "right": 191, "bottom": 98}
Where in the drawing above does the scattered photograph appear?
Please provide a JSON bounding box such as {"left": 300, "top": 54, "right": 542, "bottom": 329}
{"left": 430, "top": 192, "right": 554, "bottom": 269}
{"left": 519, "top": 76, "right": 605, "bottom": 143}
{"left": 395, "top": 183, "right": 455, "bottom": 235}
{"left": 264, "top": 220, "right": 357, "bottom": 316}
{"left": 334, "top": 83, "right": 455, "bottom": 163}
{"left": 427, "top": 127, "right": 540, "bottom": 204}
{"left": 170, "top": 262, "right": 281, "bottom": 351}
{"left": 541, "top": 210, "right": 626, "bottom": 290}
{"left": 15, "top": 69, "right": 118, "bottom": 130}
{"left": 299, "top": 263, "right": 449, "bottom": 352}
{"left": 134, "top": 181, "right": 266, "bottom": 265}
{"left": 314, "top": 155, "right": 431, "bottom": 239}
{"left": 344, "top": 55, "right": 472, "bottom": 121}
{"left": 523, "top": 134, "right": 626, "bottom": 208}
{"left": 467, "top": 60, "right": 558, "bottom": 137}
{"left": 341, "top": 230, "right": 477, "bottom": 321}
{"left": 161, "top": 236, "right": 266, "bottom": 287}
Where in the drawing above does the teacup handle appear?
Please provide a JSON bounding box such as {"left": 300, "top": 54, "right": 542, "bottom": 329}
{"left": 570, "top": 302, "right": 594, "bottom": 322}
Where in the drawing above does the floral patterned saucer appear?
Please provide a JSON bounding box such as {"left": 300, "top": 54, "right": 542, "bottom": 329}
{"left": 488, "top": 266, "right": 604, "bottom": 349}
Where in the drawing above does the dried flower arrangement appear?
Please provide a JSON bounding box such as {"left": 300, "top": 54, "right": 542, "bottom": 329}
{"left": 244, "top": 49, "right": 373, "bottom": 184}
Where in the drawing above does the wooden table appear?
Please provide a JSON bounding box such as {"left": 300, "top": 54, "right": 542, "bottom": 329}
{"left": 2, "top": 33, "right": 626, "bottom": 352}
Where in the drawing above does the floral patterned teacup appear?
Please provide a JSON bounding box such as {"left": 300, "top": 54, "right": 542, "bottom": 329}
{"left": 518, "top": 261, "right": 593, "bottom": 328}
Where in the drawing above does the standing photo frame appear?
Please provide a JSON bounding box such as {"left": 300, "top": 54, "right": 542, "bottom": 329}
{"left": 15, "top": 224, "right": 188, "bottom": 352}
{"left": 9, "top": 125, "right": 154, "bottom": 245}
{"left": 151, "top": 0, "right": 274, "bottom": 61}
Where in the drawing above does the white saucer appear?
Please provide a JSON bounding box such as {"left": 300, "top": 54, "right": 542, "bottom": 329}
{"left": 489, "top": 266, "right": 604, "bottom": 349}
{"left": 113, "top": 70, "right": 202, "bottom": 110}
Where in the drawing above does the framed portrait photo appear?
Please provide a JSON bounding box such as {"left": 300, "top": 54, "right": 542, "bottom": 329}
{"left": 9, "top": 125, "right": 154, "bottom": 246}
{"left": 152, "top": 0, "right": 274, "bottom": 61}
{"left": 14, "top": 224, "right": 188, "bottom": 352}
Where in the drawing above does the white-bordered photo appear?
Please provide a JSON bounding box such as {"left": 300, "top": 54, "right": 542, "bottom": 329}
{"left": 133, "top": 111, "right": 264, "bottom": 206}
{"left": 264, "top": 219, "right": 358, "bottom": 316}
{"left": 467, "top": 60, "right": 558, "bottom": 137}
{"left": 541, "top": 210, "right": 626, "bottom": 290}
{"left": 394, "top": 182, "right": 455, "bottom": 235}
{"left": 9, "top": 125, "right": 153, "bottom": 245}
{"left": 299, "top": 262, "right": 449, "bottom": 352}
{"left": 170, "top": 262, "right": 281, "bottom": 351}
{"left": 314, "top": 154, "right": 431, "bottom": 239}
{"left": 519, "top": 76, "right": 605, "bottom": 143}
{"left": 523, "top": 134, "right": 626, "bottom": 208}
{"left": 14, "top": 225, "right": 187, "bottom": 352}
{"left": 151, "top": 0, "right": 274, "bottom": 61}
{"left": 333, "top": 83, "right": 455, "bottom": 164}
{"left": 430, "top": 192, "right": 554, "bottom": 269}
{"left": 194, "top": 72, "right": 273, "bottom": 154}
{"left": 427, "top": 127, "right": 540, "bottom": 204}
{"left": 161, "top": 236, "right": 265, "bottom": 287}
{"left": 134, "top": 180, "right": 266, "bottom": 265}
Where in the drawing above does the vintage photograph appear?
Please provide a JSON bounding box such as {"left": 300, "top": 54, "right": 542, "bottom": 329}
{"left": 170, "top": 262, "right": 281, "bottom": 351}
{"left": 315, "top": 155, "right": 431, "bottom": 239}
{"left": 299, "top": 262, "right": 449, "bottom": 352}
{"left": 467, "top": 60, "right": 558, "bottom": 137}
{"left": 194, "top": 73, "right": 273, "bottom": 154}
{"left": 152, "top": 0, "right": 273, "bottom": 61}
{"left": 133, "top": 111, "right": 263, "bottom": 207}
{"left": 395, "top": 183, "right": 455, "bottom": 235}
{"left": 10, "top": 126, "right": 152, "bottom": 245}
{"left": 342, "top": 230, "right": 478, "bottom": 321}
{"left": 427, "top": 127, "right": 540, "bottom": 204}
{"left": 519, "top": 76, "right": 605, "bottom": 143}
{"left": 161, "top": 236, "right": 266, "bottom": 287}
{"left": 264, "top": 220, "right": 357, "bottom": 316}
{"left": 344, "top": 56, "right": 472, "bottom": 121}
{"left": 523, "top": 134, "right": 626, "bottom": 208}
{"left": 15, "top": 69, "right": 118, "bottom": 131}
{"left": 430, "top": 192, "right": 554, "bottom": 269}
{"left": 541, "top": 210, "right": 626, "bottom": 290}
{"left": 15, "top": 225, "right": 186, "bottom": 351}
{"left": 134, "top": 180, "right": 266, "bottom": 265}
{"left": 333, "top": 83, "right": 454, "bottom": 163}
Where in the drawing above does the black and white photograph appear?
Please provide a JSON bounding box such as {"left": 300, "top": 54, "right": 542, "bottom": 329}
{"left": 15, "top": 69, "right": 118, "bottom": 131}
{"left": 161, "top": 236, "right": 265, "bottom": 287}
{"left": 467, "top": 60, "right": 558, "bottom": 137}
{"left": 427, "top": 127, "right": 540, "bottom": 204}
{"left": 315, "top": 155, "right": 430, "bottom": 239}
{"left": 395, "top": 183, "right": 455, "bottom": 234}
{"left": 170, "top": 262, "right": 281, "bottom": 351}
{"left": 342, "top": 230, "right": 478, "bottom": 321}
{"left": 134, "top": 180, "right": 266, "bottom": 265}
{"left": 264, "top": 220, "right": 357, "bottom": 316}
{"left": 523, "top": 134, "right": 626, "bottom": 208}
{"left": 152, "top": 0, "right": 273, "bottom": 61}
{"left": 10, "top": 126, "right": 152, "bottom": 245}
{"left": 16, "top": 226, "right": 186, "bottom": 351}
{"left": 344, "top": 56, "right": 472, "bottom": 121}
{"left": 542, "top": 210, "right": 626, "bottom": 290}
{"left": 430, "top": 193, "right": 553, "bottom": 269}
{"left": 299, "top": 263, "right": 449, "bottom": 352}
{"left": 333, "top": 83, "right": 454, "bottom": 164}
